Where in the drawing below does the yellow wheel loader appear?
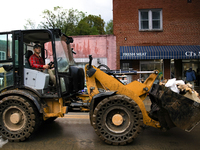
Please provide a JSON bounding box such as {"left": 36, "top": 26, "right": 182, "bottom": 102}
{"left": 0, "top": 29, "right": 200, "bottom": 145}
{"left": 85, "top": 56, "right": 200, "bottom": 145}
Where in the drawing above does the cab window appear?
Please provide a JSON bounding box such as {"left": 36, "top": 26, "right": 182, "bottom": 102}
{"left": 0, "top": 33, "right": 13, "bottom": 90}
{"left": 0, "top": 34, "right": 12, "bottom": 60}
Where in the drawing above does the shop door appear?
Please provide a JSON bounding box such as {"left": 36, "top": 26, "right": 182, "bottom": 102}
{"left": 182, "top": 59, "right": 200, "bottom": 86}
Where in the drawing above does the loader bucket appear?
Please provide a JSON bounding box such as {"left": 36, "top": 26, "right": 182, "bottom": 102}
{"left": 149, "top": 84, "right": 200, "bottom": 132}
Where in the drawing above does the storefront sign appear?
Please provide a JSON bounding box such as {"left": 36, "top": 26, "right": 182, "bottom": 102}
{"left": 120, "top": 45, "right": 200, "bottom": 60}
{"left": 185, "top": 51, "right": 200, "bottom": 57}
{"left": 123, "top": 52, "right": 147, "bottom": 57}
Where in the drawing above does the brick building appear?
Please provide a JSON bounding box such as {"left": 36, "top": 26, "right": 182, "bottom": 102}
{"left": 113, "top": 0, "right": 200, "bottom": 83}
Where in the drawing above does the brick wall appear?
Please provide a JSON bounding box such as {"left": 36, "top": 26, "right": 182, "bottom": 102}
{"left": 131, "top": 60, "right": 140, "bottom": 80}
{"left": 113, "top": 0, "right": 200, "bottom": 69}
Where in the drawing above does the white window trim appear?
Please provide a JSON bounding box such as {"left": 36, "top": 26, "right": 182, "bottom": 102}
{"left": 139, "top": 9, "right": 163, "bottom": 31}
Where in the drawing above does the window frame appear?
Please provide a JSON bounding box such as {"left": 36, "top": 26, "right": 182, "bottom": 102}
{"left": 139, "top": 9, "right": 163, "bottom": 31}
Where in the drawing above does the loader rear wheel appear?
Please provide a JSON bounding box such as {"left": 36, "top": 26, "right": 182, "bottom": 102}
{"left": 92, "top": 95, "right": 143, "bottom": 145}
{"left": 0, "top": 96, "right": 39, "bottom": 142}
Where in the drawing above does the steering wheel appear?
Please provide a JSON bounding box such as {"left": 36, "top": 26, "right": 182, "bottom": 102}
{"left": 48, "top": 57, "right": 62, "bottom": 69}
{"left": 48, "top": 61, "right": 54, "bottom": 69}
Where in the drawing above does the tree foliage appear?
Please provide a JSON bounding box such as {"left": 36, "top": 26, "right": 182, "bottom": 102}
{"left": 39, "top": 6, "right": 85, "bottom": 35}
{"left": 24, "top": 19, "right": 36, "bottom": 29}
{"left": 105, "top": 20, "right": 113, "bottom": 35}
{"left": 24, "top": 6, "right": 108, "bottom": 36}
{"left": 76, "top": 15, "right": 105, "bottom": 35}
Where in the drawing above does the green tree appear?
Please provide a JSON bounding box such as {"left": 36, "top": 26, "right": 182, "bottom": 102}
{"left": 76, "top": 15, "right": 105, "bottom": 35}
{"left": 39, "top": 6, "right": 85, "bottom": 35}
{"left": 24, "top": 7, "right": 107, "bottom": 36}
{"left": 105, "top": 20, "right": 113, "bottom": 34}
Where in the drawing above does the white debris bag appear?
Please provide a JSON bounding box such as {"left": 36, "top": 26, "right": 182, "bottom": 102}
{"left": 175, "top": 80, "right": 185, "bottom": 85}
{"left": 165, "top": 78, "right": 180, "bottom": 94}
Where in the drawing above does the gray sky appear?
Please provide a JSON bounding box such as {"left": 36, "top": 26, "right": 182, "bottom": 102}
{"left": 0, "top": 0, "right": 113, "bottom": 32}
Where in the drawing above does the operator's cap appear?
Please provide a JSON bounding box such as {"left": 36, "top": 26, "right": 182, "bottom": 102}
{"left": 33, "top": 44, "right": 42, "bottom": 49}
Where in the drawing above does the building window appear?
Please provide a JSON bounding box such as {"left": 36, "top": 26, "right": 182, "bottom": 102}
{"left": 122, "top": 63, "right": 129, "bottom": 70}
{"left": 0, "top": 51, "right": 5, "bottom": 60}
{"left": 139, "top": 9, "right": 162, "bottom": 31}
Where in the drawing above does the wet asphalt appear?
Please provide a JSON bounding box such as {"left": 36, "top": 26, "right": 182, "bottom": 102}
{"left": 1, "top": 112, "right": 200, "bottom": 150}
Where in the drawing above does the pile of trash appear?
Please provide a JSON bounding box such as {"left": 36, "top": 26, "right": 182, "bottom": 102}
{"left": 159, "top": 78, "right": 200, "bottom": 103}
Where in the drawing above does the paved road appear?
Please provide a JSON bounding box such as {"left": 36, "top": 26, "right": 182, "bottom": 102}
{"left": 1, "top": 112, "right": 200, "bottom": 150}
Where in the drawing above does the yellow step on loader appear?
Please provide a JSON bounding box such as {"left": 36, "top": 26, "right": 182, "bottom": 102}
{"left": 0, "top": 29, "right": 199, "bottom": 145}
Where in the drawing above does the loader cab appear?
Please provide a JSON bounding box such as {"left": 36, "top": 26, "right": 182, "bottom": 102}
{"left": 0, "top": 29, "right": 84, "bottom": 98}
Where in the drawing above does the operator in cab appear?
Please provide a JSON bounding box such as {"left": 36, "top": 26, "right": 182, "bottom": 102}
{"left": 29, "top": 44, "right": 49, "bottom": 69}
{"left": 29, "top": 44, "right": 56, "bottom": 86}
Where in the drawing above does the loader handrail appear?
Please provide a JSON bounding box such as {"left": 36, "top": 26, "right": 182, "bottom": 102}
{"left": 88, "top": 55, "right": 93, "bottom": 69}
{"left": 102, "top": 70, "right": 157, "bottom": 76}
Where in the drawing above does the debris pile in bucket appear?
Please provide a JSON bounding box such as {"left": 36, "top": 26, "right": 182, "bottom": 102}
{"left": 159, "top": 78, "right": 200, "bottom": 103}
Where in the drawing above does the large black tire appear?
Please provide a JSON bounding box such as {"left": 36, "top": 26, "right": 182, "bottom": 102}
{"left": 92, "top": 95, "right": 143, "bottom": 145}
{"left": 0, "top": 96, "right": 40, "bottom": 142}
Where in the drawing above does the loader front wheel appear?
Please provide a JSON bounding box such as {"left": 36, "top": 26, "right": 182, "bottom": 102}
{"left": 0, "top": 96, "right": 40, "bottom": 142}
{"left": 92, "top": 95, "right": 143, "bottom": 145}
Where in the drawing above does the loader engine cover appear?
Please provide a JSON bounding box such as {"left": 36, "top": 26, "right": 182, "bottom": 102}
{"left": 69, "top": 66, "right": 84, "bottom": 93}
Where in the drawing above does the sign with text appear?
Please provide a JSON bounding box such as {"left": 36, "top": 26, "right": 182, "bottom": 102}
{"left": 120, "top": 46, "right": 200, "bottom": 60}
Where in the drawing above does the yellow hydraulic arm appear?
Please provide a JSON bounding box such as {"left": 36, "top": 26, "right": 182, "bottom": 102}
{"left": 85, "top": 64, "right": 161, "bottom": 128}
